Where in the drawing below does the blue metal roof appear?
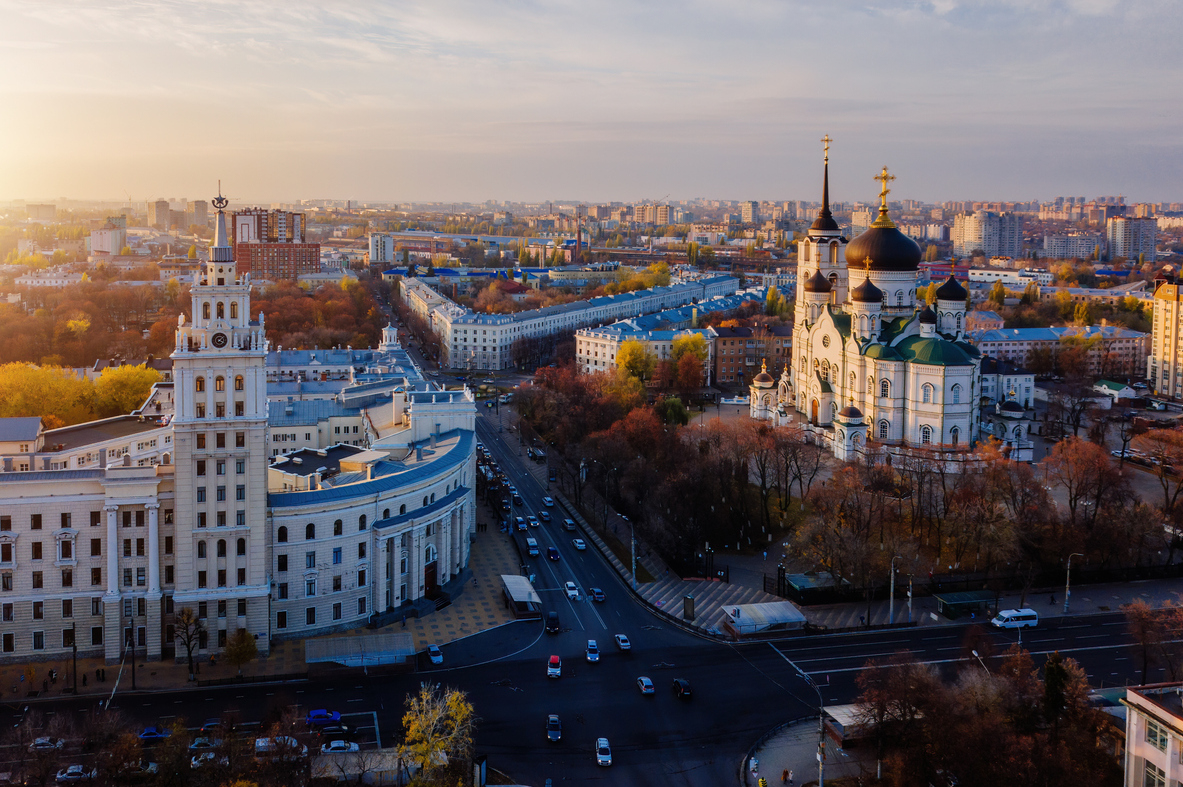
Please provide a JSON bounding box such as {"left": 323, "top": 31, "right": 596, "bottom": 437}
{"left": 0, "top": 469, "right": 104, "bottom": 483}
{"left": 373, "top": 486, "right": 469, "bottom": 529}
{"left": 268, "top": 430, "right": 473, "bottom": 508}
{"left": 268, "top": 399, "right": 359, "bottom": 427}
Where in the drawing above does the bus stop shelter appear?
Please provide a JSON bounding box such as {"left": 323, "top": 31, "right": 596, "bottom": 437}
{"left": 932, "top": 589, "right": 993, "bottom": 620}
{"left": 501, "top": 574, "right": 542, "bottom": 619}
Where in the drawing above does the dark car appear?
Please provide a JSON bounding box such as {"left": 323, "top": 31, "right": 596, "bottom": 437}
{"left": 545, "top": 611, "right": 560, "bottom": 634}
{"left": 317, "top": 723, "right": 352, "bottom": 739}
{"left": 547, "top": 546, "right": 560, "bottom": 561}
{"left": 672, "top": 679, "right": 692, "bottom": 700}
{"left": 138, "top": 726, "right": 172, "bottom": 742}
{"left": 513, "top": 494, "right": 523, "bottom": 506}
{"left": 306, "top": 709, "right": 341, "bottom": 727}
{"left": 546, "top": 715, "right": 562, "bottom": 742}
{"left": 500, "top": 499, "right": 511, "bottom": 512}
{"left": 589, "top": 587, "right": 606, "bottom": 602}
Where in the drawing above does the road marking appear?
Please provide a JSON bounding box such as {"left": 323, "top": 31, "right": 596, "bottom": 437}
{"left": 347, "top": 699, "right": 364, "bottom": 703}
{"left": 1076, "top": 634, "right": 1110, "bottom": 639}
{"left": 174, "top": 700, "right": 183, "bottom": 704}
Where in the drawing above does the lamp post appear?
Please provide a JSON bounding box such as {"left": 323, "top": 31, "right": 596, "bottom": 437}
{"left": 784, "top": 657, "right": 825, "bottom": 787}
{"left": 971, "top": 649, "right": 989, "bottom": 674}
{"left": 1063, "top": 552, "right": 1084, "bottom": 614}
{"left": 888, "top": 555, "right": 902, "bottom": 625}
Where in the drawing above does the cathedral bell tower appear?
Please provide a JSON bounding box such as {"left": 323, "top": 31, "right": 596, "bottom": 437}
{"left": 169, "top": 190, "right": 272, "bottom": 655}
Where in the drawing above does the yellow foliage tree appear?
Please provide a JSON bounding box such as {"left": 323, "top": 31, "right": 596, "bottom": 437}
{"left": 0, "top": 364, "right": 94, "bottom": 426}
{"left": 615, "top": 338, "right": 657, "bottom": 382}
{"left": 671, "top": 333, "right": 709, "bottom": 366}
{"left": 93, "top": 364, "right": 162, "bottom": 418}
{"left": 401, "top": 683, "right": 476, "bottom": 785}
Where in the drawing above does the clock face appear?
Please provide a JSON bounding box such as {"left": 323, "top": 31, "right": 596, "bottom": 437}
{"left": 211, "top": 332, "right": 228, "bottom": 348}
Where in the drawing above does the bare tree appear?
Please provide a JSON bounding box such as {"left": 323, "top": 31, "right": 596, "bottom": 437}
{"left": 174, "top": 607, "right": 205, "bottom": 681}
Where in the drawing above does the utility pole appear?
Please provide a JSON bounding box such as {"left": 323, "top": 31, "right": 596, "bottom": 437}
{"left": 888, "top": 555, "right": 901, "bottom": 625}
{"left": 1064, "top": 552, "right": 1084, "bottom": 614}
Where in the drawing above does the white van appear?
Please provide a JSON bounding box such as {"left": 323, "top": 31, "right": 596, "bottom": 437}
{"left": 991, "top": 608, "right": 1038, "bottom": 629}
{"left": 526, "top": 538, "right": 539, "bottom": 557}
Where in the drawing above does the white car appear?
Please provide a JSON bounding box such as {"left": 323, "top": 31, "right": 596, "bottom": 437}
{"left": 30, "top": 736, "right": 65, "bottom": 751}
{"left": 564, "top": 581, "right": 580, "bottom": 600}
{"left": 543, "top": 497, "right": 554, "bottom": 507}
{"left": 572, "top": 538, "right": 586, "bottom": 551}
{"left": 189, "top": 752, "right": 228, "bottom": 770}
{"left": 55, "top": 765, "right": 96, "bottom": 783}
{"left": 586, "top": 640, "right": 600, "bottom": 662}
{"left": 321, "top": 740, "right": 360, "bottom": 754}
{"left": 615, "top": 634, "right": 631, "bottom": 651}
{"left": 596, "top": 737, "right": 612, "bottom": 766}
{"left": 427, "top": 644, "right": 443, "bottom": 665}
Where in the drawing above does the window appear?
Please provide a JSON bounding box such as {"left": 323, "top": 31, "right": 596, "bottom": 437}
{"left": 91, "top": 567, "right": 101, "bottom": 586}
{"left": 197, "top": 460, "right": 206, "bottom": 476}
{"left": 62, "top": 599, "right": 72, "bottom": 618}
{"left": 135, "top": 539, "right": 144, "bottom": 557}
{"left": 195, "top": 376, "right": 205, "bottom": 393}
{"left": 2, "top": 603, "right": 10, "bottom": 621}
{"left": 61, "top": 513, "right": 70, "bottom": 529}
{"left": 922, "top": 383, "right": 933, "bottom": 404}
{"left": 399, "top": 504, "right": 406, "bottom": 515}
{"left": 277, "top": 554, "right": 287, "bottom": 572}
{"left": 198, "top": 602, "right": 207, "bottom": 618}
{"left": 32, "top": 571, "right": 42, "bottom": 589}
{"left": 237, "top": 568, "right": 245, "bottom": 585}
{"left": 277, "top": 526, "right": 288, "bottom": 543}
{"left": 32, "top": 514, "right": 42, "bottom": 530}
{"left": 236, "top": 510, "right": 245, "bottom": 527}
{"left": 306, "top": 607, "right": 316, "bottom": 626}
{"left": 878, "top": 420, "right": 889, "bottom": 440}
{"left": 197, "top": 541, "right": 207, "bottom": 559}
{"left": 1147, "top": 719, "right": 1169, "bottom": 752}
{"left": 216, "top": 512, "right": 226, "bottom": 528}
{"left": 197, "top": 512, "right": 206, "bottom": 528}
{"left": 216, "top": 486, "right": 226, "bottom": 502}
{"left": 306, "top": 551, "right": 316, "bottom": 569}
{"left": 332, "top": 575, "right": 342, "bottom": 592}
{"left": 196, "top": 434, "right": 206, "bottom": 449}
{"left": 31, "top": 542, "right": 42, "bottom": 560}
{"left": 137, "top": 567, "right": 146, "bottom": 586}
{"left": 359, "top": 515, "right": 367, "bottom": 531}
{"left": 33, "top": 601, "right": 43, "bottom": 619}
{"left": 32, "top": 631, "right": 44, "bottom": 650}
{"left": 880, "top": 380, "right": 890, "bottom": 398}
{"left": 91, "top": 627, "right": 102, "bottom": 646}
{"left": 215, "top": 539, "right": 226, "bottom": 557}
{"left": 333, "top": 602, "right": 342, "bottom": 621}
{"left": 358, "top": 542, "right": 366, "bottom": 559}
{"left": 2, "top": 633, "right": 11, "bottom": 652}
{"left": 236, "top": 538, "right": 246, "bottom": 556}
{"left": 333, "top": 548, "right": 342, "bottom": 565}
{"left": 950, "top": 427, "right": 960, "bottom": 446}
{"left": 334, "top": 520, "right": 343, "bottom": 536}
{"left": 217, "top": 569, "right": 226, "bottom": 587}
{"left": 165, "top": 565, "right": 173, "bottom": 584}
{"left": 197, "top": 487, "right": 206, "bottom": 503}
{"left": 61, "top": 569, "right": 72, "bottom": 587}
{"left": 276, "top": 611, "right": 287, "bottom": 629}
{"left": 1, "top": 573, "right": 10, "bottom": 591}
{"left": 90, "top": 538, "right": 101, "bottom": 557}
{"left": 358, "top": 568, "right": 366, "bottom": 587}
{"left": 215, "top": 376, "right": 225, "bottom": 392}
{"left": 952, "top": 384, "right": 962, "bottom": 404}
{"left": 306, "top": 579, "right": 316, "bottom": 597}
{"left": 306, "top": 523, "right": 315, "bottom": 540}
{"left": 0, "top": 516, "right": 7, "bottom": 531}
{"left": 217, "top": 600, "right": 226, "bottom": 618}
{"left": 234, "top": 375, "right": 244, "bottom": 391}
{"left": 278, "top": 582, "right": 288, "bottom": 599}
{"left": 920, "top": 425, "right": 933, "bottom": 445}
{"left": 1145, "top": 761, "right": 1166, "bottom": 787}
{"left": 165, "top": 536, "right": 172, "bottom": 555}
{"left": 236, "top": 459, "right": 244, "bottom": 474}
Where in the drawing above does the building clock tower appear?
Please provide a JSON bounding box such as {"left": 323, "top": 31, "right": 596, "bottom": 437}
{"left": 170, "top": 192, "right": 271, "bottom": 655}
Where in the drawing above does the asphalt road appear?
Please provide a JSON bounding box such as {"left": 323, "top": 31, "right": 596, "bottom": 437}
{"left": 0, "top": 411, "right": 1158, "bottom": 786}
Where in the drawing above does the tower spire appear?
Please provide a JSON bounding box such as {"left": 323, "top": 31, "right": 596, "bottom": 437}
{"left": 809, "top": 135, "right": 839, "bottom": 233}
{"left": 871, "top": 165, "right": 897, "bottom": 229}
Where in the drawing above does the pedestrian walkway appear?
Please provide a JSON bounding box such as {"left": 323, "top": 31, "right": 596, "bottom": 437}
{"left": 0, "top": 520, "right": 523, "bottom": 702}
{"left": 746, "top": 719, "right": 869, "bottom": 787}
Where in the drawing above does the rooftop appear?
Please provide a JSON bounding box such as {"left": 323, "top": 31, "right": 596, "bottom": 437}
{"left": 45, "top": 415, "right": 168, "bottom": 452}
{"left": 0, "top": 417, "right": 43, "bottom": 443}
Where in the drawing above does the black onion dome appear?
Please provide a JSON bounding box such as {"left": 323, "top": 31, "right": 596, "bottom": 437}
{"left": 850, "top": 276, "right": 883, "bottom": 303}
{"left": 935, "top": 275, "right": 968, "bottom": 301}
{"left": 803, "top": 269, "right": 832, "bottom": 293}
{"left": 918, "top": 305, "right": 937, "bottom": 324}
{"left": 837, "top": 405, "right": 863, "bottom": 419}
{"left": 1001, "top": 400, "right": 1024, "bottom": 413}
{"left": 845, "top": 221, "right": 922, "bottom": 272}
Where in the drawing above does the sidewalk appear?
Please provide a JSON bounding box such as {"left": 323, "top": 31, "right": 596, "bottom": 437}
{"left": 746, "top": 719, "right": 870, "bottom": 787}
{"left": 0, "top": 519, "right": 523, "bottom": 702}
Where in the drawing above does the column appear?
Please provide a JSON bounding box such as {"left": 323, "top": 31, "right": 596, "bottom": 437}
{"left": 146, "top": 504, "right": 160, "bottom": 594}
{"left": 103, "top": 504, "right": 120, "bottom": 663}
{"left": 105, "top": 505, "right": 119, "bottom": 596}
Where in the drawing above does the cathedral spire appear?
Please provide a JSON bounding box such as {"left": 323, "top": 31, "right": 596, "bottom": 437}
{"left": 809, "top": 135, "right": 840, "bottom": 233}
{"left": 210, "top": 186, "right": 233, "bottom": 264}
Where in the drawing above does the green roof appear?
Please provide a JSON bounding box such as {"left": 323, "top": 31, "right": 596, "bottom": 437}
{"left": 863, "top": 343, "right": 902, "bottom": 361}
{"left": 1095, "top": 379, "right": 1130, "bottom": 392}
{"left": 815, "top": 372, "right": 833, "bottom": 393}
{"left": 828, "top": 306, "right": 851, "bottom": 340}
{"left": 895, "top": 335, "right": 975, "bottom": 366}
{"left": 879, "top": 314, "right": 913, "bottom": 345}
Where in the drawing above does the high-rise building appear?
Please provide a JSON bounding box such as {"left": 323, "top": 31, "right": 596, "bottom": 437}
{"left": 741, "top": 201, "right": 759, "bottom": 224}
{"left": 26, "top": 204, "right": 56, "bottom": 222}
{"left": 148, "top": 200, "right": 170, "bottom": 229}
{"left": 186, "top": 200, "right": 209, "bottom": 228}
{"left": 230, "top": 208, "right": 319, "bottom": 280}
{"left": 655, "top": 205, "right": 670, "bottom": 225}
{"left": 369, "top": 233, "right": 396, "bottom": 264}
{"left": 1042, "top": 233, "right": 1104, "bottom": 260}
{"left": 1107, "top": 217, "right": 1157, "bottom": 263}
{"left": 851, "top": 209, "right": 874, "bottom": 237}
{"left": 952, "top": 211, "right": 1022, "bottom": 258}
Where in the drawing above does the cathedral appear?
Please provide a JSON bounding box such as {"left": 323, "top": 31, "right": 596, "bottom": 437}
{"left": 751, "top": 139, "right": 982, "bottom": 463}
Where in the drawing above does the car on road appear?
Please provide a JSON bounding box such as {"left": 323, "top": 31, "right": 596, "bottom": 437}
{"left": 527, "top": 515, "right": 539, "bottom": 527}
{"left": 538, "top": 510, "right": 551, "bottom": 522}
{"left": 548, "top": 655, "right": 562, "bottom": 678}
{"left": 138, "top": 727, "right": 171, "bottom": 742}
{"left": 546, "top": 714, "right": 562, "bottom": 742}
{"left": 55, "top": 765, "right": 97, "bottom": 783}
{"left": 596, "top": 737, "right": 612, "bottom": 767}
{"left": 546, "top": 611, "right": 560, "bottom": 634}
{"left": 321, "top": 741, "right": 360, "bottom": 754}
{"left": 564, "top": 581, "right": 580, "bottom": 600}
{"left": 615, "top": 634, "right": 631, "bottom": 650}
{"left": 427, "top": 644, "right": 443, "bottom": 665}
{"left": 547, "top": 546, "right": 560, "bottom": 561}
{"left": 543, "top": 496, "right": 554, "bottom": 507}
{"left": 500, "top": 499, "right": 511, "bottom": 512}
{"left": 589, "top": 587, "right": 605, "bottom": 602}
{"left": 586, "top": 640, "right": 599, "bottom": 662}
{"left": 513, "top": 494, "right": 524, "bottom": 506}
{"left": 637, "top": 676, "right": 655, "bottom": 694}
{"left": 515, "top": 516, "right": 527, "bottom": 531}
{"left": 562, "top": 518, "right": 576, "bottom": 531}
{"left": 306, "top": 709, "right": 341, "bottom": 727}
{"left": 672, "top": 678, "right": 693, "bottom": 699}
{"left": 200, "top": 718, "right": 227, "bottom": 735}
{"left": 188, "top": 737, "right": 222, "bottom": 752}
{"left": 30, "top": 737, "right": 65, "bottom": 751}
{"left": 572, "top": 538, "right": 586, "bottom": 550}
{"left": 190, "top": 753, "right": 228, "bottom": 770}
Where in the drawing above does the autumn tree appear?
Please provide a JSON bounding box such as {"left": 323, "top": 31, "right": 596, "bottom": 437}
{"left": 401, "top": 683, "right": 477, "bottom": 786}
{"left": 92, "top": 363, "right": 162, "bottom": 417}
{"left": 615, "top": 338, "right": 656, "bottom": 383}
{"left": 224, "top": 627, "right": 258, "bottom": 677}
{"left": 1132, "top": 428, "right": 1183, "bottom": 517}
{"left": 0, "top": 363, "right": 95, "bottom": 427}
{"left": 175, "top": 607, "right": 205, "bottom": 681}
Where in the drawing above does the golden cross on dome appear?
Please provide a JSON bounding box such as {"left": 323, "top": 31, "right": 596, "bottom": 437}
{"left": 821, "top": 135, "right": 832, "bottom": 163}
{"left": 875, "top": 166, "right": 895, "bottom": 210}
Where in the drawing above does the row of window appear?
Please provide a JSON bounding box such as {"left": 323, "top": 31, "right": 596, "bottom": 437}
{"left": 275, "top": 598, "right": 367, "bottom": 629}
{"left": 277, "top": 517, "right": 368, "bottom": 543}
{"left": 196, "top": 485, "right": 247, "bottom": 501}
{"left": 195, "top": 434, "right": 247, "bottom": 451}
{"left": 276, "top": 546, "right": 366, "bottom": 572}
{"left": 195, "top": 538, "right": 248, "bottom": 559}
{"left": 275, "top": 569, "right": 366, "bottom": 600}
{"left": 192, "top": 401, "right": 243, "bottom": 418}
{"left": 196, "top": 567, "right": 249, "bottom": 589}
{"left": 194, "top": 510, "right": 247, "bottom": 528}
{"left": 197, "top": 302, "right": 241, "bottom": 322}
{"left": 2, "top": 597, "right": 102, "bottom": 622}
{"left": 2, "top": 629, "right": 100, "bottom": 652}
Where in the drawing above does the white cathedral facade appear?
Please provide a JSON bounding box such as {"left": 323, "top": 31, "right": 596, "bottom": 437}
{"left": 751, "top": 148, "right": 983, "bottom": 463}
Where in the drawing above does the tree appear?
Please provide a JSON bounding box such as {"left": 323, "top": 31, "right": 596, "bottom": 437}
{"left": 654, "top": 396, "right": 689, "bottom": 426}
{"left": 670, "top": 332, "right": 709, "bottom": 366}
{"left": 615, "top": 338, "right": 656, "bottom": 383}
{"left": 401, "top": 683, "right": 477, "bottom": 786}
{"left": 1123, "top": 599, "right": 1168, "bottom": 684}
{"left": 224, "top": 627, "right": 258, "bottom": 677}
{"left": 93, "top": 363, "right": 162, "bottom": 418}
{"left": 174, "top": 607, "right": 205, "bottom": 681}
{"left": 675, "top": 352, "right": 703, "bottom": 393}
{"left": 1132, "top": 429, "right": 1183, "bottom": 517}
{"left": 0, "top": 363, "right": 95, "bottom": 426}
{"left": 988, "top": 280, "right": 1006, "bottom": 306}
{"left": 187, "top": 244, "right": 197, "bottom": 259}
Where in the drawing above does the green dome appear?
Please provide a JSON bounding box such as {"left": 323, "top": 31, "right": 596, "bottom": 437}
{"left": 896, "top": 335, "right": 974, "bottom": 366}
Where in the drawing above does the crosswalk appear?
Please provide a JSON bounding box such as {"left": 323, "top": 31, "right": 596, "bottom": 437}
{"left": 638, "top": 576, "right": 786, "bottom": 634}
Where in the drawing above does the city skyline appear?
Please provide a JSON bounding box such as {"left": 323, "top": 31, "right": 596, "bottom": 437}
{"left": 2, "top": 0, "right": 1182, "bottom": 204}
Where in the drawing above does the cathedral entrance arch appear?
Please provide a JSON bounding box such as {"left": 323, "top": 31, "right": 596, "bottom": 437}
{"left": 811, "top": 399, "right": 818, "bottom": 426}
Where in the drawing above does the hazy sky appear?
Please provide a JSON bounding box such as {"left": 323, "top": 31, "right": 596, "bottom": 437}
{"left": 2, "top": 0, "right": 1181, "bottom": 204}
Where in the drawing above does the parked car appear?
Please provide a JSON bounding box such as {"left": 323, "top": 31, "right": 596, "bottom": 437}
{"left": 320, "top": 741, "right": 360, "bottom": 754}
{"left": 55, "top": 766, "right": 97, "bottom": 783}
{"left": 513, "top": 494, "right": 524, "bottom": 506}
{"left": 188, "top": 737, "right": 222, "bottom": 752}
{"left": 306, "top": 709, "right": 341, "bottom": 727}
{"left": 572, "top": 538, "right": 586, "bottom": 551}
{"left": 596, "top": 738, "right": 612, "bottom": 766}
{"left": 427, "top": 644, "right": 443, "bottom": 665}
{"left": 317, "top": 723, "right": 352, "bottom": 738}
{"left": 254, "top": 736, "right": 307, "bottom": 759}
{"left": 672, "top": 678, "right": 693, "bottom": 699}
{"left": 548, "top": 655, "right": 562, "bottom": 678}
{"left": 189, "top": 753, "right": 228, "bottom": 770}
{"left": 586, "top": 640, "right": 600, "bottom": 662}
{"left": 615, "top": 634, "right": 631, "bottom": 650}
{"left": 636, "top": 676, "right": 655, "bottom": 694}
{"left": 138, "top": 727, "right": 172, "bottom": 742}
{"left": 546, "top": 714, "right": 562, "bottom": 742}
{"left": 29, "top": 737, "right": 65, "bottom": 752}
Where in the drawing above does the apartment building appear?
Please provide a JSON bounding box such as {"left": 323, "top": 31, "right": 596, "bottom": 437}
{"left": 1123, "top": 683, "right": 1183, "bottom": 787}
{"left": 1150, "top": 276, "right": 1183, "bottom": 397}
{"left": 973, "top": 325, "right": 1150, "bottom": 378}
{"left": 1107, "top": 217, "right": 1158, "bottom": 263}
{"left": 1043, "top": 232, "right": 1104, "bottom": 260}
{"left": 575, "top": 327, "right": 715, "bottom": 382}
{"left": 711, "top": 326, "right": 793, "bottom": 384}
{"left": 230, "top": 208, "right": 320, "bottom": 280}
{"left": 952, "top": 210, "right": 1023, "bottom": 258}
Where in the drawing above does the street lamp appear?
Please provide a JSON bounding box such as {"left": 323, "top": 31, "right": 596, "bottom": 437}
{"left": 1063, "top": 552, "right": 1084, "bottom": 614}
{"left": 784, "top": 656, "right": 825, "bottom": 787}
{"left": 888, "top": 555, "right": 902, "bottom": 625}
{"left": 971, "top": 649, "right": 989, "bottom": 674}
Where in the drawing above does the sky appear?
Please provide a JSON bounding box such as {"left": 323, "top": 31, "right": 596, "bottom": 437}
{"left": 1, "top": 0, "right": 1181, "bottom": 205}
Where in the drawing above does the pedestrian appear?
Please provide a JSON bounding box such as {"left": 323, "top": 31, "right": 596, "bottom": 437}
{"left": 763, "top": 551, "right": 767, "bottom": 561}
{"left": 81, "top": 674, "right": 87, "bottom": 687}
{"left": 782, "top": 768, "right": 788, "bottom": 784}
{"left": 43, "top": 679, "right": 48, "bottom": 693}
{"left": 1050, "top": 593, "right": 1056, "bottom": 605}
{"left": 859, "top": 615, "right": 865, "bottom": 627}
